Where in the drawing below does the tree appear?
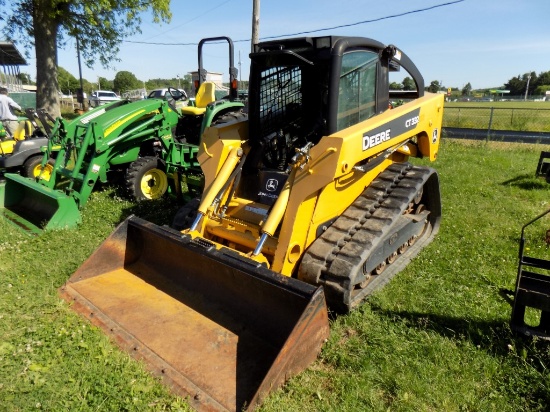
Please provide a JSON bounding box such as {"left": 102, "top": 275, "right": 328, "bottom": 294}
{"left": 57, "top": 67, "right": 79, "bottom": 95}
{"left": 535, "top": 71, "right": 550, "bottom": 88}
{"left": 97, "top": 77, "right": 114, "bottom": 92}
{"left": 389, "top": 82, "right": 402, "bottom": 90}
{"left": 505, "top": 71, "right": 538, "bottom": 96}
{"left": 114, "top": 71, "right": 141, "bottom": 95}
{"left": 427, "top": 80, "right": 441, "bottom": 93}
{"left": 402, "top": 77, "right": 415, "bottom": 91}
{"left": 461, "top": 82, "right": 472, "bottom": 96}
{"left": 535, "top": 85, "right": 550, "bottom": 96}
{"left": 0, "top": 0, "right": 171, "bottom": 117}
{"left": 17, "top": 72, "right": 33, "bottom": 85}
{"left": 504, "top": 75, "right": 525, "bottom": 95}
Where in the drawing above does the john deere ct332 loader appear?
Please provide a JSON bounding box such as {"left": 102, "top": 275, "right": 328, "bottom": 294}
{"left": 61, "top": 36, "right": 444, "bottom": 411}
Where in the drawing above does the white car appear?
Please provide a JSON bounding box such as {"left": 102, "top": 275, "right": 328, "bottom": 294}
{"left": 89, "top": 90, "right": 121, "bottom": 107}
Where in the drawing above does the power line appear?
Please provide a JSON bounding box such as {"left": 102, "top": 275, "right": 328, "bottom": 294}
{"left": 144, "top": 0, "right": 233, "bottom": 41}
{"left": 259, "top": 0, "right": 464, "bottom": 40}
{"left": 124, "top": 0, "right": 464, "bottom": 46}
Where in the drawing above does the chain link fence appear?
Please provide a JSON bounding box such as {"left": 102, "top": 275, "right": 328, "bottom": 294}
{"left": 443, "top": 106, "right": 550, "bottom": 133}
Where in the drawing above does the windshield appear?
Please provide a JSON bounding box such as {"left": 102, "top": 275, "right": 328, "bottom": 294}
{"left": 148, "top": 90, "right": 164, "bottom": 98}
{"left": 337, "top": 51, "right": 378, "bottom": 130}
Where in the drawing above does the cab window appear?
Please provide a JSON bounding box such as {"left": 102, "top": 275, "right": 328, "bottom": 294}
{"left": 337, "top": 51, "right": 378, "bottom": 131}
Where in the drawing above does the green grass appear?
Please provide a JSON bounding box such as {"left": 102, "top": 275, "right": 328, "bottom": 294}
{"left": 1, "top": 140, "right": 550, "bottom": 411}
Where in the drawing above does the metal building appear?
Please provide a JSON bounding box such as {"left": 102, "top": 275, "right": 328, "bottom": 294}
{"left": 0, "top": 41, "right": 28, "bottom": 92}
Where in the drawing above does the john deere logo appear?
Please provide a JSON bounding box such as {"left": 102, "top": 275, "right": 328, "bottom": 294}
{"left": 266, "top": 179, "right": 278, "bottom": 192}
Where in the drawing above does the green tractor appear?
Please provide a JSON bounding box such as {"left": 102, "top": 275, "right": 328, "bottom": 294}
{"left": 0, "top": 36, "right": 245, "bottom": 234}
{"left": 175, "top": 36, "right": 245, "bottom": 145}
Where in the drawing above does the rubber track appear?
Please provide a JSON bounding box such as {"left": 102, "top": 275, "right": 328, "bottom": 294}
{"left": 299, "top": 162, "right": 440, "bottom": 312}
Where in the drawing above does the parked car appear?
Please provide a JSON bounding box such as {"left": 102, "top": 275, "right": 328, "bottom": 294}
{"left": 88, "top": 90, "right": 121, "bottom": 108}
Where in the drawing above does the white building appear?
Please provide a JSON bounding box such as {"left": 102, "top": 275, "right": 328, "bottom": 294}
{"left": 189, "top": 71, "right": 224, "bottom": 88}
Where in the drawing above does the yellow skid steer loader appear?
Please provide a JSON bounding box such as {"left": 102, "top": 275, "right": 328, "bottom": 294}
{"left": 61, "top": 36, "right": 444, "bottom": 411}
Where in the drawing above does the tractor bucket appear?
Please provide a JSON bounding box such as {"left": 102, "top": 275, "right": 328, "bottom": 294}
{"left": 59, "top": 216, "right": 330, "bottom": 412}
{"left": 0, "top": 173, "right": 80, "bottom": 234}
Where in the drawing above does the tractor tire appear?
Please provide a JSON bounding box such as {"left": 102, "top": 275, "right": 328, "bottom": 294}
{"left": 211, "top": 111, "right": 247, "bottom": 127}
{"left": 125, "top": 156, "right": 169, "bottom": 201}
{"left": 22, "top": 155, "right": 54, "bottom": 181}
{"left": 172, "top": 197, "right": 200, "bottom": 231}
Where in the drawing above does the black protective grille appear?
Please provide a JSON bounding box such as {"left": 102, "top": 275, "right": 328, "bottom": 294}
{"left": 258, "top": 66, "right": 302, "bottom": 137}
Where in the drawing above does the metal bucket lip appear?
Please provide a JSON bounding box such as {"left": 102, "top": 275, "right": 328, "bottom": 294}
{"left": 2, "top": 172, "right": 67, "bottom": 198}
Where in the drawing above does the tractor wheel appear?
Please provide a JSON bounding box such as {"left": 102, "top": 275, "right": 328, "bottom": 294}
{"left": 22, "top": 155, "right": 54, "bottom": 181}
{"left": 125, "top": 156, "right": 169, "bottom": 201}
{"left": 172, "top": 197, "right": 200, "bottom": 231}
{"left": 211, "top": 111, "right": 247, "bottom": 127}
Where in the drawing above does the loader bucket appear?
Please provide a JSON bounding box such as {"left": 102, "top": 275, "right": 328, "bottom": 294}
{"left": 0, "top": 173, "right": 80, "bottom": 234}
{"left": 59, "top": 216, "right": 330, "bottom": 411}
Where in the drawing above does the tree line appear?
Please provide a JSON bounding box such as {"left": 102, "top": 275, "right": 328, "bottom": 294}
{"left": 17, "top": 66, "right": 550, "bottom": 102}
{"left": 56, "top": 68, "right": 195, "bottom": 97}
{"left": 391, "top": 70, "right": 550, "bottom": 97}
{"left": 54, "top": 68, "right": 250, "bottom": 98}
{"left": 504, "top": 71, "right": 550, "bottom": 96}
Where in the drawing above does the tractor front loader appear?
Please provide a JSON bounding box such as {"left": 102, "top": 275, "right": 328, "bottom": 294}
{"left": 1, "top": 37, "right": 245, "bottom": 235}
{"left": 0, "top": 99, "right": 199, "bottom": 233}
{"left": 61, "top": 36, "right": 444, "bottom": 411}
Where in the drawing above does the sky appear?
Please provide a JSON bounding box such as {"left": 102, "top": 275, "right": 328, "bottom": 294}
{"left": 16, "top": 0, "right": 550, "bottom": 91}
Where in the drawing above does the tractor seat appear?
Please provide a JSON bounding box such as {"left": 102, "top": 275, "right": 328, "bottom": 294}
{"left": 13, "top": 120, "right": 32, "bottom": 141}
{"left": 1, "top": 121, "right": 30, "bottom": 154}
{"left": 181, "top": 82, "right": 216, "bottom": 116}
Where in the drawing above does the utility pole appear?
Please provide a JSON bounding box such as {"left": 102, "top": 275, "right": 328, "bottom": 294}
{"left": 238, "top": 51, "right": 242, "bottom": 84}
{"left": 524, "top": 74, "right": 531, "bottom": 101}
{"left": 251, "top": 0, "right": 260, "bottom": 53}
{"left": 76, "top": 36, "right": 85, "bottom": 108}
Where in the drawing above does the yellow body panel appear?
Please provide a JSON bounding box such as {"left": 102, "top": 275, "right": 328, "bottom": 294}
{"left": 198, "top": 119, "right": 248, "bottom": 181}
{"left": 0, "top": 139, "right": 17, "bottom": 155}
{"left": 190, "top": 92, "right": 444, "bottom": 275}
